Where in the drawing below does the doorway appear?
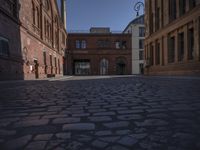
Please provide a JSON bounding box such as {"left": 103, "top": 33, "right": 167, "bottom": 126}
{"left": 116, "top": 58, "right": 126, "bottom": 75}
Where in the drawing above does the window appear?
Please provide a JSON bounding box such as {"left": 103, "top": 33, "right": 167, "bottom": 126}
{"left": 122, "top": 41, "right": 127, "bottom": 49}
{"left": 189, "top": 0, "right": 196, "bottom": 10}
{"left": 76, "top": 40, "right": 81, "bottom": 49}
{"left": 139, "top": 27, "right": 145, "bottom": 37}
{"left": 115, "top": 41, "right": 127, "bottom": 49}
{"left": 97, "top": 40, "right": 110, "bottom": 48}
{"left": 168, "top": 36, "right": 175, "bottom": 63}
{"left": 155, "top": 42, "right": 160, "bottom": 65}
{"left": 32, "top": 3, "right": 35, "bottom": 25}
{"left": 139, "top": 39, "right": 144, "bottom": 49}
{"left": 188, "top": 28, "right": 194, "bottom": 60}
{"left": 0, "top": 37, "right": 9, "bottom": 56}
{"left": 155, "top": 7, "right": 160, "bottom": 30}
{"left": 43, "top": 51, "right": 46, "bottom": 65}
{"left": 139, "top": 51, "right": 144, "bottom": 60}
{"left": 115, "top": 41, "right": 120, "bottom": 49}
{"left": 179, "top": 0, "right": 186, "bottom": 16}
{"left": 169, "top": 0, "right": 176, "bottom": 21}
{"left": 150, "top": 45, "right": 154, "bottom": 66}
{"left": 155, "top": 0, "right": 160, "bottom": 30}
{"left": 178, "top": 32, "right": 184, "bottom": 61}
{"left": 62, "top": 33, "right": 65, "bottom": 45}
{"left": 81, "top": 40, "right": 86, "bottom": 49}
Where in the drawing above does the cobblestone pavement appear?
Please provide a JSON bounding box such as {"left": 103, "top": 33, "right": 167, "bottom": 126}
{"left": 0, "top": 76, "right": 200, "bottom": 150}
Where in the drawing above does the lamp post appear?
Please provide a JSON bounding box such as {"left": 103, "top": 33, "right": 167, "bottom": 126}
{"left": 134, "top": 1, "right": 144, "bottom": 17}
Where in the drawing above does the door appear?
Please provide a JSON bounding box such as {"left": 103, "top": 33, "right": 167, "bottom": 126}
{"left": 116, "top": 58, "right": 126, "bottom": 75}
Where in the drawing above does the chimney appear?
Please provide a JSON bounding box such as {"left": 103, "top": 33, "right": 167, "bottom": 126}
{"left": 61, "top": 0, "right": 67, "bottom": 29}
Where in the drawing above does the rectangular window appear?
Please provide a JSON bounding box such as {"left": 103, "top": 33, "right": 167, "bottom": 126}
{"left": 81, "top": 40, "right": 86, "bottom": 49}
{"left": 150, "top": 45, "right": 154, "bottom": 66}
{"left": 169, "top": 0, "right": 176, "bottom": 22}
{"left": 115, "top": 41, "right": 121, "bottom": 49}
{"left": 150, "top": 12, "right": 154, "bottom": 34}
{"left": 50, "top": 55, "right": 53, "bottom": 66}
{"left": 188, "top": 28, "right": 194, "bottom": 60}
{"left": 168, "top": 36, "right": 175, "bottom": 63}
{"left": 178, "top": 32, "right": 184, "bottom": 61}
{"left": 155, "top": 42, "right": 160, "bottom": 65}
{"left": 139, "top": 39, "right": 144, "bottom": 49}
{"left": 139, "top": 27, "right": 145, "bottom": 37}
{"left": 54, "top": 57, "right": 57, "bottom": 67}
{"left": 62, "top": 33, "right": 65, "bottom": 45}
{"left": 189, "top": 0, "right": 196, "bottom": 10}
{"left": 155, "top": 7, "right": 160, "bottom": 30}
{"left": 179, "top": 0, "right": 186, "bottom": 16}
{"left": 76, "top": 40, "right": 81, "bottom": 49}
{"left": 0, "top": 37, "right": 9, "bottom": 56}
{"left": 139, "top": 51, "right": 144, "bottom": 60}
{"left": 43, "top": 51, "right": 46, "bottom": 65}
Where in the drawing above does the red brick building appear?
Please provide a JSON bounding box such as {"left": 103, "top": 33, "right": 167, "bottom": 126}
{"left": 144, "top": 0, "right": 200, "bottom": 75}
{"left": 0, "top": 0, "right": 67, "bottom": 80}
{"left": 65, "top": 28, "right": 132, "bottom": 75}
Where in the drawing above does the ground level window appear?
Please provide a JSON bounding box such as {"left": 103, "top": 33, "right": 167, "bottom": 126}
{"left": 0, "top": 36, "right": 9, "bottom": 56}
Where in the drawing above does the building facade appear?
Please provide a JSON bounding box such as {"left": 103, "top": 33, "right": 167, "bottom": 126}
{"left": 144, "top": 0, "right": 200, "bottom": 75}
{"left": 0, "top": 0, "right": 67, "bottom": 80}
{"left": 65, "top": 28, "right": 132, "bottom": 75}
{"left": 124, "top": 15, "right": 145, "bottom": 74}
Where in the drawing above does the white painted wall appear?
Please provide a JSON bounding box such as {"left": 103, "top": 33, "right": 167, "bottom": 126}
{"left": 124, "top": 23, "right": 144, "bottom": 74}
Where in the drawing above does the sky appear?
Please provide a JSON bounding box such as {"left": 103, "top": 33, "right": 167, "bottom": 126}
{"left": 57, "top": 0, "right": 144, "bottom": 32}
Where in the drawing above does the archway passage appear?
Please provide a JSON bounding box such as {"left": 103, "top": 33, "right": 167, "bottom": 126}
{"left": 100, "top": 58, "right": 109, "bottom": 75}
{"left": 116, "top": 58, "right": 126, "bottom": 75}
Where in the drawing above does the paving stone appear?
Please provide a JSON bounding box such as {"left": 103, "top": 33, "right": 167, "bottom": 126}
{"left": 52, "top": 117, "right": 80, "bottom": 124}
{"left": 95, "top": 130, "right": 112, "bottom": 136}
{"left": 118, "top": 136, "right": 138, "bottom": 147}
{"left": 0, "top": 129, "right": 16, "bottom": 136}
{"left": 92, "top": 140, "right": 108, "bottom": 148}
{"left": 93, "top": 111, "right": 116, "bottom": 116}
{"left": 103, "top": 121, "right": 129, "bottom": 129}
{"left": 106, "top": 145, "right": 129, "bottom": 150}
{"left": 34, "top": 134, "right": 53, "bottom": 140}
{"left": 100, "top": 136, "right": 120, "bottom": 142}
{"left": 77, "top": 135, "right": 92, "bottom": 142}
{"left": 117, "top": 114, "right": 143, "bottom": 120}
{"left": 63, "top": 123, "right": 95, "bottom": 131}
{"left": 116, "top": 130, "right": 131, "bottom": 135}
{"left": 14, "top": 119, "right": 49, "bottom": 127}
{"left": 135, "top": 119, "right": 168, "bottom": 127}
{"left": 117, "top": 109, "right": 144, "bottom": 114}
{"left": 5, "top": 135, "right": 32, "bottom": 149}
{"left": 56, "top": 132, "right": 71, "bottom": 139}
{"left": 130, "top": 133, "right": 147, "bottom": 139}
{"left": 72, "top": 113, "right": 90, "bottom": 117}
{"left": 89, "top": 116, "right": 112, "bottom": 122}
{"left": 26, "top": 141, "right": 47, "bottom": 150}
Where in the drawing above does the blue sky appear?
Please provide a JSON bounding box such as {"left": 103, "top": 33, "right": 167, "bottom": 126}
{"left": 57, "top": 0, "right": 144, "bottom": 32}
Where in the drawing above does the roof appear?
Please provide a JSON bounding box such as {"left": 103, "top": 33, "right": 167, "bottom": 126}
{"left": 123, "top": 14, "right": 145, "bottom": 32}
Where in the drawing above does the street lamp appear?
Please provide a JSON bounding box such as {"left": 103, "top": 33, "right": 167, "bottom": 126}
{"left": 134, "top": 1, "right": 144, "bottom": 17}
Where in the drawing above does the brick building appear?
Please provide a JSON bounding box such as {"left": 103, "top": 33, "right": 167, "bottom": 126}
{"left": 65, "top": 28, "right": 132, "bottom": 75}
{"left": 144, "top": 0, "right": 200, "bottom": 75}
{"left": 0, "top": 0, "right": 67, "bottom": 80}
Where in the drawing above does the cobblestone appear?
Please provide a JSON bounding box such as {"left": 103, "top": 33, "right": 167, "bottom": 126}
{"left": 0, "top": 76, "right": 200, "bottom": 149}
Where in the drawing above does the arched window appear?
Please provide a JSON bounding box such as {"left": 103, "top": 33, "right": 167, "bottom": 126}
{"left": 100, "top": 58, "right": 109, "bottom": 75}
{"left": 36, "top": 7, "right": 40, "bottom": 28}
{"left": 32, "top": 2, "right": 35, "bottom": 24}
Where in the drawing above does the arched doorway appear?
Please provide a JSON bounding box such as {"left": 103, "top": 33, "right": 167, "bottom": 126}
{"left": 116, "top": 58, "right": 126, "bottom": 75}
{"left": 100, "top": 58, "right": 109, "bottom": 75}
